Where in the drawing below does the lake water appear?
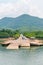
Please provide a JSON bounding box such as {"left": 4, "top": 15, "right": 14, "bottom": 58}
{"left": 0, "top": 46, "right": 43, "bottom": 65}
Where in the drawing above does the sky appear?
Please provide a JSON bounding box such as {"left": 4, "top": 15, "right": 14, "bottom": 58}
{"left": 0, "top": 0, "right": 43, "bottom": 18}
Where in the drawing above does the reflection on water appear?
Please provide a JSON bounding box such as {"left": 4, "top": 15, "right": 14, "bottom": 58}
{"left": 30, "top": 46, "right": 40, "bottom": 51}
{"left": 0, "top": 45, "right": 43, "bottom": 65}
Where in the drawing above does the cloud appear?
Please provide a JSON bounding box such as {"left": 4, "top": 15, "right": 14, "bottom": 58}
{"left": 0, "top": 0, "right": 42, "bottom": 18}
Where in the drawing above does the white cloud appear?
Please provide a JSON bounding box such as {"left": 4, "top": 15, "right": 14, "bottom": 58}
{"left": 0, "top": 0, "right": 42, "bottom": 18}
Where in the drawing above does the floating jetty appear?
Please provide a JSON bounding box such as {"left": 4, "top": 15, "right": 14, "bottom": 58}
{"left": 2, "top": 34, "right": 43, "bottom": 49}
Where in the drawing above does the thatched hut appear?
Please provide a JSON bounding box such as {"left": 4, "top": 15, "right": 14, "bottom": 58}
{"left": 6, "top": 34, "right": 30, "bottom": 49}
{"left": 30, "top": 39, "right": 43, "bottom": 46}
{"left": 2, "top": 34, "right": 43, "bottom": 49}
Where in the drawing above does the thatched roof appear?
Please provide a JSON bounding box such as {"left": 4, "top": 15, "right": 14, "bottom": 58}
{"left": 30, "top": 39, "right": 43, "bottom": 46}
{"left": 2, "top": 34, "right": 43, "bottom": 49}
{"left": 6, "top": 34, "right": 30, "bottom": 49}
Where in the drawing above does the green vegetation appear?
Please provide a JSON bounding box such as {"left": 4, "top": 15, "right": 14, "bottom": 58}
{"left": 23, "top": 32, "right": 35, "bottom": 38}
{"left": 0, "top": 29, "right": 20, "bottom": 39}
{"left": 12, "top": 30, "right": 20, "bottom": 39}
{"left": 0, "top": 29, "right": 43, "bottom": 39}
{"left": 23, "top": 31, "right": 43, "bottom": 39}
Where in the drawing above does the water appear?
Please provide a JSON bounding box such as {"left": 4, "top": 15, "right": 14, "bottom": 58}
{"left": 0, "top": 46, "right": 43, "bottom": 65}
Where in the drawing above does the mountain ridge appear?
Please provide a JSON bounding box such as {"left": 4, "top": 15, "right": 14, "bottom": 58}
{"left": 0, "top": 14, "right": 43, "bottom": 32}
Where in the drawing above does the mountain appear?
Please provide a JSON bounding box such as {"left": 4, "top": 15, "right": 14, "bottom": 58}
{"left": 0, "top": 14, "right": 43, "bottom": 32}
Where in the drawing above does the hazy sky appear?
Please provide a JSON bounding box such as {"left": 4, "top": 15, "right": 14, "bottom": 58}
{"left": 0, "top": 0, "right": 43, "bottom": 18}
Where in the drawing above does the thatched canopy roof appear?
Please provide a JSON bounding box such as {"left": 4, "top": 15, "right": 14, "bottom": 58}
{"left": 2, "top": 34, "right": 43, "bottom": 49}
{"left": 5, "top": 34, "right": 30, "bottom": 49}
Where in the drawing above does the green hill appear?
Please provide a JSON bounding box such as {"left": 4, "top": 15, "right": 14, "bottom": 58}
{"left": 0, "top": 14, "right": 43, "bottom": 32}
